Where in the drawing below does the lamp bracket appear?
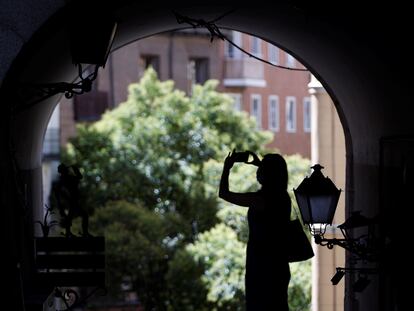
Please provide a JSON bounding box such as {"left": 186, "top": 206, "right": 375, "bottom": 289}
{"left": 335, "top": 267, "right": 378, "bottom": 274}
{"left": 331, "top": 266, "right": 378, "bottom": 291}
{"left": 51, "top": 286, "right": 107, "bottom": 310}
{"left": 314, "top": 233, "right": 378, "bottom": 261}
{"left": 14, "top": 64, "right": 99, "bottom": 113}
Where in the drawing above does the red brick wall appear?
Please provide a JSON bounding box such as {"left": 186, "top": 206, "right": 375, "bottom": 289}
{"left": 61, "top": 30, "right": 310, "bottom": 158}
{"left": 218, "top": 34, "right": 311, "bottom": 158}
{"left": 60, "top": 97, "right": 77, "bottom": 147}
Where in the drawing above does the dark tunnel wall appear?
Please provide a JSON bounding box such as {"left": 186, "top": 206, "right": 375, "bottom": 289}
{"left": 1, "top": 2, "right": 413, "bottom": 310}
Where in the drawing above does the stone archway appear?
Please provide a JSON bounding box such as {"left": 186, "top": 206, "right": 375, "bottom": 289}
{"left": 2, "top": 3, "right": 412, "bottom": 311}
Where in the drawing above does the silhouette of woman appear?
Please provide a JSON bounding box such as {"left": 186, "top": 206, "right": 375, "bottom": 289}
{"left": 219, "top": 150, "right": 291, "bottom": 311}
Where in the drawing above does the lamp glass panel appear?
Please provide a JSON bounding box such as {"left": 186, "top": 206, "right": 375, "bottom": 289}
{"left": 309, "top": 195, "right": 337, "bottom": 224}
{"left": 294, "top": 192, "right": 311, "bottom": 224}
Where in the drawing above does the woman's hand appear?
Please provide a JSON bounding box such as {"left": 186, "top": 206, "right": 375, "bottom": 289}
{"left": 224, "top": 150, "right": 236, "bottom": 170}
{"left": 247, "top": 151, "right": 261, "bottom": 166}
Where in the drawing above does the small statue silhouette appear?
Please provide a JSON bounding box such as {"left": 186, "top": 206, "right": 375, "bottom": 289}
{"left": 55, "top": 163, "right": 91, "bottom": 237}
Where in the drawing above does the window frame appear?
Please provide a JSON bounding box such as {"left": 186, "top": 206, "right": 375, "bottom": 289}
{"left": 286, "top": 96, "right": 297, "bottom": 133}
{"left": 303, "top": 97, "right": 311, "bottom": 133}
{"left": 225, "top": 31, "right": 242, "bottom": 59}
{"left": 251, "top": 94, "right": 262, "bottom": 129}
{"left": 141, "top": 54, "right": 160, "bottom": 76}
{"left": 227, "top": 93, "right": 243, "bottom": 111}
{"left": 268, "top": 95, "right": 280, "bottom": 131}
{"left": 250, "top": 37, "right": 262, "bottom": 57}
{"left": 285, "top": 53, "right": 295, "bottom": 68}
{"left": 268, "top": 44, "right": 279, "bottom": 65}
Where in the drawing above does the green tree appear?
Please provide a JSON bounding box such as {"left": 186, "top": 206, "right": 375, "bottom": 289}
{"left": 289, "top": 260, "right": 312, "bottom": 310}
{"left": 165, "top": 248, "right": 211, "bottom": 311}
{"left": 187, "top": 155, "right": 312, "bottom": 310}
{"left": 64, "top": 68, "right": 312, "bottom": 310}
{"left": 187, "top": 224, "right": 246, "bottom": 310}
{"left": 64, "top": 68, "right": 272, "bottom": 309}
{"left": 90, "top": 201, "right": 172, "bottom": 309}
{"left": 65, "top": 68, "right": 271, "bottom": 234}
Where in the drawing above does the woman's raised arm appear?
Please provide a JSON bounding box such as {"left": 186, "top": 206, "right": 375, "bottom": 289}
{"left": 219, "top": 151, "right": 258, "bottom": 207}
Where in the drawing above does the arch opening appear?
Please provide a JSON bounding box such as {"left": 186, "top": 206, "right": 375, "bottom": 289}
{"left": 3, "top": 4, "right": 381, "bottom": 311}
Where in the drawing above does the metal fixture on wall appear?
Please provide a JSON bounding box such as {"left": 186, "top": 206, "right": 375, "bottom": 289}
{"left": 16, "top": 17, "right": 117, "bottom": 112}
{"left": 294, "top": 164, "right": 379, "bottom": 290}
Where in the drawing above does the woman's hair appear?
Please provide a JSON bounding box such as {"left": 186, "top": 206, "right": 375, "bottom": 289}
{"left": 256, "top": 153, "right": 288, "bottom": 191}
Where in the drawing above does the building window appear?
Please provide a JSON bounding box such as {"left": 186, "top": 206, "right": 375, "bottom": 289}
{"left": 268, "top": 44, "right": 279, "bottom": 65}
{"left": 188, "top": 58, "right": 209, "bottom": 87}
{"left": 251, "top": 37, "right": 262, "bottom": 57}
{"left": 141, "top": 55, "right": 160, "bottom": 76}
{"left": 225, "top": 40, "right": 234, "bottom": 58}
{"left": 83, "top": 65, "right": 99, "bottom": 91}
{"left": 251, "top": 94, "right": 262, "bottom": 128}
{"left": 286, "top": 53, "right": 295, "bottom": 68}
{"left": 286, "top": 96, "right": 297, "bottom": 132}
{"left": 227, "top": 93, "right": 243, "bottom": 111}
{"left": 303, "top": 97, "right": 311, "bottom": 132}
{"left": 74, "top": 91, "right": 109, "bottom": 122}
{"left": 268, "top": 95, "right": 279, "bottom": 131}
{"left": 225, "top": 31, "right": 242, "bottom": 59}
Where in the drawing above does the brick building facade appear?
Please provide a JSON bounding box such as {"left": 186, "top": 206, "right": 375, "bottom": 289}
{"left": 42, "top": 29, "right": 337, "bottom": 311}
{"left": 59, "top": 29, "right": 311, "bottom": 158}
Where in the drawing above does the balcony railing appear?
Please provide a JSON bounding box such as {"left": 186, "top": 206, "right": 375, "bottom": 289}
{"left": 223, "top": 58, "right": 265, "bottom": 87}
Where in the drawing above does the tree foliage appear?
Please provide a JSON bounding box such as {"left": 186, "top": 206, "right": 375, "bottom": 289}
{"left": 90, "top": 201, "right": 173, "bottom": 308}
{"left": 63, "top": 68, "right": 311, "bottom": 310}
{"left": 65, "top": 68, "right": 271, "bottom": 234}
{"left": 187, "top": 224, "right": 246, "bottom": 310}
{"left": 188, "top": 156, "right": 312, "bottom": 310}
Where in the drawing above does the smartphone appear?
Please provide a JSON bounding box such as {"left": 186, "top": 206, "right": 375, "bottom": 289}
{"left": 233, "top": 151, "right": 249, "bottom": 162}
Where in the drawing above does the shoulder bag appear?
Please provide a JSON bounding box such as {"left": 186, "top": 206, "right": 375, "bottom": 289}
{"left": 287, "top": 218, "right": 314, "bottom": 262}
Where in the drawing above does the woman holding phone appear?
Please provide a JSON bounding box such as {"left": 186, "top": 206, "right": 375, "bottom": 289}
{"left": 219, "top": 150, "right": 291, "bottom": 311}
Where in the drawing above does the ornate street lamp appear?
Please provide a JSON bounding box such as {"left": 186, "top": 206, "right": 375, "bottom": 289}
{"left": 293, "top": 164, "right": 341, "bottom": 234}
{"left": 294, "top": 164, "right": 379, "bottom": 290}
{"left": 294, "top": 164, "right": 378, "bottom": 261}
